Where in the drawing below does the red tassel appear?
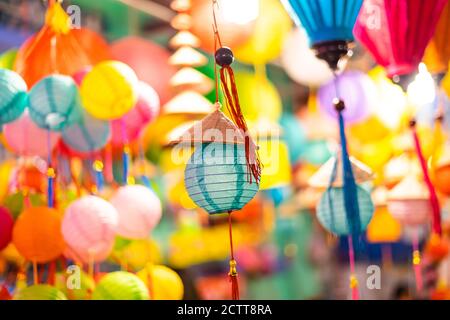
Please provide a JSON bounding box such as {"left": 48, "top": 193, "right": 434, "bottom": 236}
{"left": 220, "top": 66, "right": 261, "bottom": 184}
{"left": 227, "top": 212, "right": 240, "bottom": 300}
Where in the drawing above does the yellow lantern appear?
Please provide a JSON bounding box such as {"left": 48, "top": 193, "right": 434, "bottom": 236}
{"left": 137, "top": 264, "right": 184, "bottom": 300}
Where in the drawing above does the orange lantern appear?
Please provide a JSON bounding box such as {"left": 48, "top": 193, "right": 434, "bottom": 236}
{"left": 433, "top": 147, "right": 450, "bottom": 196}
{"left": 12, "top": 207, "right": 65, "bottom": 263}
{"left": 14, "top": 2, "right": 110, "bottom": 88}
{"left": 424, "top": 233, "right": 450, "bottom": 262}
{"left": 18, "top": 165, "right": 46, "bottom": 193}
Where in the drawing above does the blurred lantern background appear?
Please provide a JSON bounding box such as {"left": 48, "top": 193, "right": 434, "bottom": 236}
{"left": 0, "top": 0, "right": 449, "bottom": 301}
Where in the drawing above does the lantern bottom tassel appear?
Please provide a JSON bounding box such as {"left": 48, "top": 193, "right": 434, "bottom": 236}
{"left": 229, "top": 259, "right": 240, "bottom": 300}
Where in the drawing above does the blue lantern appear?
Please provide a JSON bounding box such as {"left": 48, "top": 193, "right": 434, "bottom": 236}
{"left": 62, "top": 110, "right": 111, "bottom": 154}
{"left": 184, "top": 142, "right": 259, "bottom": 214}
{"left": 28, "top": 75, "right": 82, "bottom": 131}
{"left": 317, "top": 185, "right": 374, "bottom": 235}
{"left": 281, "top": 0, "right": 364, "bottom": 69}
{"left": 0, "top": 69, "right": 27, "bottom": 124}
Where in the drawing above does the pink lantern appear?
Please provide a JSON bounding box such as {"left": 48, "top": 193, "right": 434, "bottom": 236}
{"left": 111, "top": 82, "right": 160, "bottom": 145}
{"left": 3, "top": 112, "right": 60, "bottom": 158}
{"left": 318, "top": 71, "right": 374, "bottom": 124}
{"left": 111, "top": 37, "right": 176, "bottom": 104}
{"left": 354, "top": 0, "right": 447, "bottom": 81}
{"left": 62, "top": 195, "right": 118, "bottom": 263}
{"left": 110, "top": 185, "right": 162, "bottom": 239}
{"left": 0, "top": 207, "right": 13, "bottom": 251}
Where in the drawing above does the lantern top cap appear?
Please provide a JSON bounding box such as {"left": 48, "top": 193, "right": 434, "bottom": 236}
{"left": 387, "top": 174, "right": 430, "bottom": 200}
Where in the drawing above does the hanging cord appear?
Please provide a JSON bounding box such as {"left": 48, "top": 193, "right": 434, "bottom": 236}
{"left": 47, "top": 131, "right": 55, "bottom": 208}
{"left": 212, "top": 0, "right": 222, "bottom": 104}
{"left": 228, "top": 211, "right": 239, "bottom": 300}
{"left": 412, "top": 228, "right": 423, "bottom": 293}
{"left": 332, "top": 72, "right": 361, "bottom": 300}
{"left": 121, "top": 119, "right": 131, "bottom": 185}
{"left": 410, "top": 119, "right": 442, "bottom": 236}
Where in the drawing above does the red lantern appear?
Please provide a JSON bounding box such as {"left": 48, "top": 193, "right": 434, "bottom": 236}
{"left": 354, "top": 0, "right": 447, "bottom": 88}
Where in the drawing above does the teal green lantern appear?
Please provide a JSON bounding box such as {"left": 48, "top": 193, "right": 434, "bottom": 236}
{"left": 317, "top": 185, "right": 374, "bottom": 236}
{"left": 0, "top": 69, "right": 27, "bottom": 125}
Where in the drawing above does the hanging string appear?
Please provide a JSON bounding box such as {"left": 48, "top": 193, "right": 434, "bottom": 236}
{"left": 227, "top": 211, "right": 239, "bottom": 300}
{"left": 93, "top": 156, "right": 105, "bottom": 193}
{"left": 412, "top": 228, "right": 423, "bottom": 293}
{"left": 33, "top": 261, "right": 38, "bottom": 285}
{"left": 47, "top": 130, "right": 55, "bottom": 208}
{"left": 410, "top": 120, "right": 442, "bottom": 236}
{"left": 347, "top": 235, "right": 359, "bottom": 300}
{"left": 212, "top": 0, "right": 222, "bottom": 104}
{"left": 121, "top": 119, "right": 131, "bottom": 185}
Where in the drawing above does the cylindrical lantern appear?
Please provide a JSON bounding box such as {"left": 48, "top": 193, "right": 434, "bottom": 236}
{"left": 13, "top": 285, "right": 67, "bottom": 300}
{"left": 184, "top": 142, "right": 259, "bottom": 214}
{"left": 110, "top": 185, "right": 162, "bottom": 239}
{"left": 137, "top": 265, "right": 184, "bottom": 300}
{"left": 3, "top": 112, "right": 60, "bottom": 158}
{"left": 92, "top": 271, "right": 149, "bottom": 300}
{"left": 0, "top": 69, "right": 27, "bottom": 125}
{"left": 62, "top": 195, "right": 118, "bottom": 263}
{"left": 0, "top": 207, "right": 14, "bottom": 251}
{"left": 111, "top": 82, "right": 160, "bottom": 145}
{"left": 12, "top": 207, "right": 65, "bottom": 263}
{"left": 28, "top": 75, "right": 82, "bottom": 131}
{"left": 387, "top": 174, "right": 431, "bottom": 226}
{"left": 317, "top": 186, "right": 374, "bottom": 235}
{"left": 80, "top": 61, "right": 139, "bottom": 120}
{"left": 61, "top": 110, "right": 111, "bottom": 154}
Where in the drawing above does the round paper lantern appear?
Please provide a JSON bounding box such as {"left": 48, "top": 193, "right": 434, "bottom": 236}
{"left": 28, "top": 75, "right": 81, "bottom": 131}
{"left": 111, "top": 82, "right": 160, "bottom": 145}
{"left": 435, "top": 165, "right": 450, "bottom": 196}
{"left": 111, "top": 37, "right": 176, "bottom": 104}
{"left": 281, "top": 28, "right": 334, "bottom": 87}
{"left": 317, "top": 186, "right": 374, "bottom": 235}
{"left": 190, "top": 0, "right": 256, "bottom": 53}
{"left": 137, "top": 265, "right": 184, "bottom": 300}
{"left": 185, "top": 142, "right": 260, "bottom": 214}
{"left": 0, "top": 69, "right": 27, "bottom": 124}
{"left": 366, "top": 206, "right": 402, "bottom": 243}
{"left": 55, "top": 270, "right": 95, "bottom": 300}
{"left": 234, "top": 0, "right": 291, "bottom": 65}
{"left": 92, "top": 271, "right": 149, "bottom": 300}
{"left": 116, "top": 239, "right": 162, "bottom": 271}
{"left": 3, "top": 112, "right": 60, "bottom": 158}
{"left": 80, "top": 60, "right": 139, "bottom": 120}
{"left": 110, "top": 185, "right": 162, "bottom": 239}
{"left": 300, "top": 140, "right": 332, "bottom": 165}
{"left": 230, "top": 71, "right": 282, "bottom": 124}
{"left": 0, "top": 49, "right": 18, "bottom": 70}
{"left": 12, "top": 207, "right": 65, "bottom": 263}
{"left": 387, "top": 175, "right": 431, "bottom": 226}
{"left": 318, "top": 71, "right": 375, "bottom": 124}
{"left": 61, "top": 110, "right": 111, "bottom": 154}
{"left": 62, "top": 196, "right": 118, "bottom": 263}
{"left": 14, "top": 2, "right": 110, "bottom": 88}
{"left": 0, "top": 207, "right": 13, "bottom": 251}
{"left": 13, "top": 285, "right": 67, "bottom": 300}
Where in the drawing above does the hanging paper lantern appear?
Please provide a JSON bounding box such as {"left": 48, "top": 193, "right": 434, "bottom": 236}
{"left": 423, "top": 1, "right": 450, "bottom": 75}
{"left": 0, "top": 207, "right": 13, "bottom": 251}
{"left": 184, "top": 142, "right": 259, "bottom": 214}
{"left": 387, "top": 174, "right": 431, "bottom": 226}
{"left": 300, "top": 140, "right": 333, "bottom": 165}
{"left": 0, "top": 49, "right": 18, "bottom": 70}
{"left": 137, "top": 265, "right": 184, "bottom": 300}
{"left": 111, "top": 82, "right": 160, "bottom": 145}
{"left": 318, "top": 71, "right": 375, "bottom": 124}
{"left": 62, "top": 196, "right": 118, "bottom": 263}
{"left": 281, "top": 0, "right": 363, "bottom": 69}
{"left": 28, "top": 75, "right": 81, "bottom": 131}
{"left": 61, "top": 110, "right": 111, "bottom": 154}
{"left": 14, "top": 2, "right": 110, "bottom": 88}
{"left": 354, "top": 0, "right": 447, "bottom": 88}
{"left": 0, "top": 69, "right": 27, "bottom": 125}
{"left": 115, "top": 239, "right": 162, "bottom": 271}
{"left": 80, "top": 60, "right": 139, "bottom": 120}
{"left": 280, "top": 28, "right": 334, "bottom": 87}
{"left": 3, "top": 112, "right": 60, "bottom": 158}
{"left": 317, "top": 186, "right": 374, "bottom": 235}
{"left": 13, "top": 285, "right": 67, "bottom": 300}
{"left": 433, "top": 146, "right": 450, "bottom": 196}
{"left": 111, "top": 37, "right": 176, "bottom": 104}
{"left": 12, "top": 207, "right": 65, "bottom": 263}
{"left": 92, "top": 271, "right": 149, "bottom": 300}
{"left": 234, "top": 0, "right": 291, "bottom": 65}
{"left": 231, "top": 71, "right": 282, "bottom": 124}
{"left": 110, "top": 185, "right": 162, "bottom": 240}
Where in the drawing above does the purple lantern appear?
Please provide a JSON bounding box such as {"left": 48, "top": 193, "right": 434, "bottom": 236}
{"left": 318, "top": 71, "right": 374, "bottom": 124}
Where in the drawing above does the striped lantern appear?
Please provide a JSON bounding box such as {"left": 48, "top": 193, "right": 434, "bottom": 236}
{"left": 28, "top": 75, "right": 82, "bottom": 131}
{"left": 0, "top": 69, "right": 27, "bottom": 124}
{"left": 13, "top": 285, "right": 67, "bottom": 300}
{"left": 317, "top": 186, "right": 374, "bottom": 236}
{"left": 92, "top": 271, "right": 149, "bottom": 300}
